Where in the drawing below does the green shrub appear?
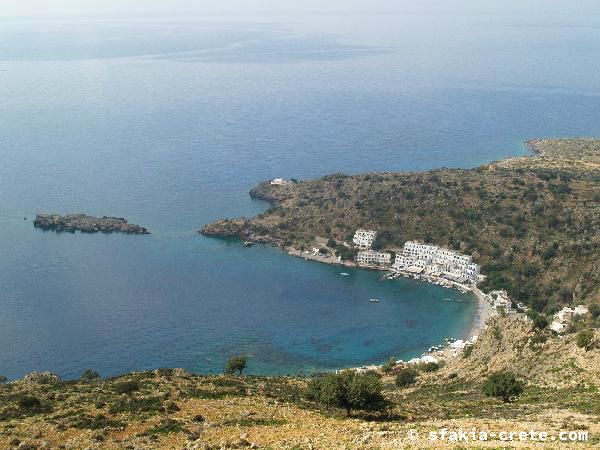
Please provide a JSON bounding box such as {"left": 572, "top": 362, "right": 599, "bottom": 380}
{"left": 81, "top": 370, "right": 100, "bottom": 381}
{"left": 419, "top": 362, "right": 440, "bottom": 373}
{"left": 307, "top": 371, "right": 387, "bottom": 415}
{"left": 576, "top": 329, "right": 595, "bottom": 350}
{"left": 187, "top": 388, "right": 244, "bottom": 399}
{"left": 108, "top": 396, "right": 163, "bottom": 415}
{"left": 71, "top": 414, "right": 124, "bottom": 430}
{"left": 142, "top": 419, "right": 185, "bottom": 435}
{"left": 395, "top": 368, "right": 418, "bottom": 388}
{"left": 381, "top": 357, "right": 396, "bottom": 374}
{"left": 0, "top": 375, "right": 7, "bottom": 384}
{"left": 113, "top": 380, "right": 141, "bottom": 395}
{"left": 336, "top": 247, "right": 358, "bottom": 261}
{"left": 482, "top": 371, "right": 524, "bottom": 403}
{"left": 533, "top": 315, "right": 549, "bottom": 330}
{"left": 17, "top": 396, "right": 41, "bottom": 409}
{"left": 223, "top": 417, "right": 287, "bottom": 427}
{"left": 225, "top": 356, "right": 247, "bottom": 375}
{"left": 462, "top": 345, "right": 474, "bottom": 358}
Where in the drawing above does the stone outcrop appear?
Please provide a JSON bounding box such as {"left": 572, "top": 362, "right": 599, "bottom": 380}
{"left": 33, "top": 213, "right": 150, "bottom": 234}
{"left": 200, "top": 218, "right": 280, "bottom": 246}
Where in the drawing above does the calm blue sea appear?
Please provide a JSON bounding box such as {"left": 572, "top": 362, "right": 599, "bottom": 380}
{"left": 2, "top": 4, "right": 600, "bottom": 380}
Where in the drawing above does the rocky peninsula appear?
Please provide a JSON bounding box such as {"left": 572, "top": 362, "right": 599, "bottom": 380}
{"left": 202, "top": 138, "right": 600, "bottom": 316}
{"left": 33, "top": 213, "right": 150, "bottom": 235}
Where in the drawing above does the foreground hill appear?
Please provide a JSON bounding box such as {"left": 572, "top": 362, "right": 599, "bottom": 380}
{"left": 1, "top": 319, "right": 598, "bottom": 449}
{"left": 202, "top": 138, "right": 600, "bottom": 314}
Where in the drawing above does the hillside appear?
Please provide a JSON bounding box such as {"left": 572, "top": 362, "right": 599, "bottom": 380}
{"left": 202, "top": 138, "right": 600, "bottom": 315}
{"left": 1, "top": 319, "right": 598, "bottom": 449}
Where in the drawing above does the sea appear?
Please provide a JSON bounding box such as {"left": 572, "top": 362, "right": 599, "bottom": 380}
{"left": 2, "top": 3, "right": 600, "bottom": 380}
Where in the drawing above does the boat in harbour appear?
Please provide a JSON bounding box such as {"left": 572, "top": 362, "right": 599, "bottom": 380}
{"left": 369, "top": 298, "right": 380, "bottom": 303}
{"left": 340, "top": 272, "right": 350, "bottom": 276}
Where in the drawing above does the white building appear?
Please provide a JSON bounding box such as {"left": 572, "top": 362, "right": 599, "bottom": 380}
{"left": 356, "top": 250, "right": 392, "bottom": 267}
{"left": 353, "top": 229, "right": 377, "bottom": 250}
{"left": 270, "top": 178, "right": 291, "bottom": 185}
{"left": 392, "top": 241, "right": 480, "bottom": 283}
{"left": 550, "top": 320, "right": 568, "bottom": 333}
{"left": 490, "top": 290, "right": 516, "bottom": 315}
{"left": 551, "top": 305, "right": 589, "bottom": 333}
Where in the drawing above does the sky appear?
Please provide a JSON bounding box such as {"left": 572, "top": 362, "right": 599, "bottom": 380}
{"left": 3, "top": 0, "right": 600, "bottom": 18}
{"left": 2, "top": 0, "right": 396, "bottom": 17}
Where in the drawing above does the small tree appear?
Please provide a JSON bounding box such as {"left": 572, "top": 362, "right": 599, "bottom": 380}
{"left": 81, "top": 369, "right": 100, "bottom": 381}
{"left": 307, "top": 371, "right": 387, "bottom": 416}
{"left": 395, "top": 368, "right": 418, "bottom": 388}
{"left": 419, "top": 362, "right": 440, "bottom": 373}
{"left": 18, "top": 396, "right": 42, "bottom": 410}
{"left": 0, "top": 375, "right": 7, "bottom": 384}
{"left": 326, "top": 238, "right": 337, "bottom": 249}
{"left": 346, "top": 373, "right": 387, "bottom": 414}
{"left": 225, "top": 355, "right": 247, "bottom": 375}
{"left": 589, "top": 304, "right": 600, "bottom": 319}
{"left": 482, "top": 371, "right": 524, "bottom": 403}
{"left": 576, "top": 329, "right": 594, "bottom": 350}
{"left": 533, "top": 315, "right": 548, "bottom": 330}
{"left": 462, "top": 345, "right": 474, "bottom": 358}
{"left": 307, "top": 372, "right": 349, "bottom": 412}
{"left": 381, "top": 356, "right": 396, "bottom": 374}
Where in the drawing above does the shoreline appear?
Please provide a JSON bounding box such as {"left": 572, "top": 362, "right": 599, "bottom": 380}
{"left": 283, "top": 244, "right": 492, "bottom": 366}
{"left": 466, "top": 286, "right": 494, "bottom": 340}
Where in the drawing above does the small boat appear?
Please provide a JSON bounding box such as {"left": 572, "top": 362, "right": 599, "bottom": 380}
{"left": 369, "top": 298, "right": 380, "bottom": 303}
{"left": 340, "top": 272, "right": 350, "bottom": 276}
{"left": 243, "top": 241, "right": 254, "bottom": 247}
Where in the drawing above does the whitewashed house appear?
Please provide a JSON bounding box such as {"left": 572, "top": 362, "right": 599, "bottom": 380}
{"left": 270, "top": 178, "right": 291, "bottom": 185}
{"left": 392, "top": 241, "right": 480, "bottom": 282}
{"left": 353, "top": 229, "right": 377, "bottom": 250}
{"left": 489, "top": 290, "right": 515, "bottom": 315}
{"left": 356, "top": 250, "right": 392, "bottom": 267}
{"left": 551, "top": 305, "right": 590, "bottom": 333}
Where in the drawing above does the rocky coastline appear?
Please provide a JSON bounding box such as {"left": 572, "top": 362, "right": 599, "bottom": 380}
{"left": 33, "top": 213, "right": 150, "bottom": 235}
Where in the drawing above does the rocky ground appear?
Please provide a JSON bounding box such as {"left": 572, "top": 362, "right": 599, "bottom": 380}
{"left": 1, "top": 319, "right": 598, "bottom": 449}
{"left": 33, "top": 214, "right": 150, "bottom": 235}
{"left": 493, "top": 138, "right": 600, "bottom": 172}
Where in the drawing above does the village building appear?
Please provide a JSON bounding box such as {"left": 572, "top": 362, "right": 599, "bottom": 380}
{"left": 550, "top": 305, "right": 589, "bottom": 333}
{"left": 353, "top": 229, "right": 377, "bottom": 250}
{"left": 356, "top": 250, "right": 392, "bottom": 267}
{"left": 489, "top": 290, "right": 516, "bottom": 315}
{"left": 391, "top": 241, "right": 480, "bottom": 283}
{"left": 270, "top": 178, "right": 291, "bottom": 185}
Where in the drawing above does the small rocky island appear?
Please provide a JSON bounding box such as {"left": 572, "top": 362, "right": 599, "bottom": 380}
{"left": 33, "top": 213, "right": 150, "bottom": 234}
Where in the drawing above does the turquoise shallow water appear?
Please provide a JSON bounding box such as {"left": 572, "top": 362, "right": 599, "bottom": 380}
{"left": 2, "top": 5, "right": 600, "bottom": 379}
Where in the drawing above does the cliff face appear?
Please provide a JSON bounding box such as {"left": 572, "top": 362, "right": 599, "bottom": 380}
{"left": 34, "top": 214, "right": 150, "bottom": 234}
{"left": 201, "top": 139, "right": 600, "bottom": 313}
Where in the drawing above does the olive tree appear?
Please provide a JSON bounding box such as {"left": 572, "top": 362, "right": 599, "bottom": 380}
{"left": 307, "top": 371, "right": 387, "bottom": 415}
{"left": 225, "top": 355, "right": 247, "bottom": 375}
{"left": 482, "top": 371, "right": 524, "bottom": 403}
